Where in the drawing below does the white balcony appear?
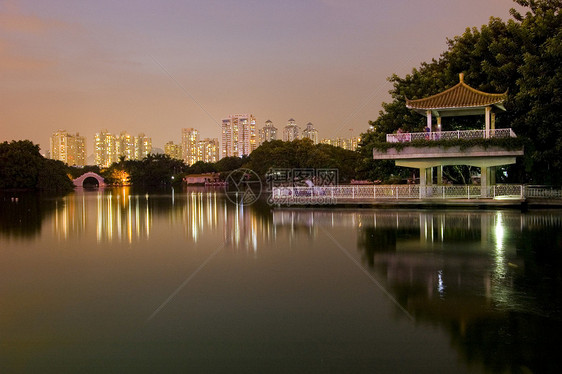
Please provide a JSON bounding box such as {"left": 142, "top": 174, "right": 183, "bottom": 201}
{"left": 386, "top": 128, "right": 516, "bottom": 143}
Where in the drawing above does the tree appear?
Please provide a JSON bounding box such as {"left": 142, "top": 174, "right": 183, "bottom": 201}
{"left": 0, "top": 140, "right": 73, "bottom": 192}
{"left": 0, "top": 140, "right": 43, "bottom": 189}
{"left": 243, "top": 139, "right": 359, "bottom": 183}
{"left": 127, "top": 154, "right": 186, "bottom": 187}
{"left": 214, "top": 156, "right": 246, "bottom": 172}
{"left": 360, "top": 0, "right": 562, "bottom": 184}
{"left": 187, "top": 161, "right": 217, "bottom": 174}
{"left": 37, "top": 159, "right": 74, "bottom": 192}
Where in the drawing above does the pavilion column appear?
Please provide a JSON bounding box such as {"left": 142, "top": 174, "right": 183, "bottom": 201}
{"left": 437, "top": 117, "right": 442, "bottom": 132}
{"left": 481, "top": 166, "right": 488, "bottom": 198}
{"left": 419, "top": 168, "right": 427, "bottom": 198}
{"left": 491, "top": 112, "right": 496, "bottom": 131}
{"left": 426, "top": 110, "right": 432, "bottom": 131}
{"left": 437, "top": 165, "right": 443, "bottom": 185}
{"left": 485, "top": 106, "right": 491, "bottom": 138}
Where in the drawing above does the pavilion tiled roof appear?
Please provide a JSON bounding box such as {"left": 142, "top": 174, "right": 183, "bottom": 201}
{"left": 405, "top": 74, "right": 507, "bottom": 111}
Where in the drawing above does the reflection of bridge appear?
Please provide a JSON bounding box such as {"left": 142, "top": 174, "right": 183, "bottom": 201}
{"left": 272, "top": 209, "right": 562, "bottom": 231}
{"left": 73, "top": 172, "right": 106, "bottom": 187}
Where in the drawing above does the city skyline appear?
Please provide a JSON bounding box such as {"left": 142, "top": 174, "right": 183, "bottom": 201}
{"left": 48, "top": 122, "right": 360, "bottom": 167}
{"left": 1, "top": 0, "right": 520, "bottom": 153}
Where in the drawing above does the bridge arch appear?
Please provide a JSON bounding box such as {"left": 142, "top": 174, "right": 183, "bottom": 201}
{"left": 73, "top": 172, "right": 106, "bottom": 188}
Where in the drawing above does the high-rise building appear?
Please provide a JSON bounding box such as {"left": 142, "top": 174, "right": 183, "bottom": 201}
{"left": 283, "top": 118, "right": 300, "bottom": 142}
{"left": 134, "top": 133, "right": 152, "bottom": 160}
{"left": 221, "top": 114, "right": 257, "bottom": 158}
{"left": 302, "top": 122, "right": 319, "bottom": 144}
{"left": 320, "top": 136, "right": 361, "bottom": 151}
{"left": 50, "top": 130, "right": 86, "bottom": 166}
{"left": 116, "top": 131, "right": 135, "bottom": 161}
{"left": 164, "top": 141, "right": 182, "bottom": 160}
{"left": 198, "top": 138, "right": 220, "bottom": 163}
{"left": 94, "top": 130, "right": 152, "bottom": 167}
{"left": 258, "top": 120, "right": 277, "bottom": 145}
{"left": 94, "top": 130, "right": 117, "bottom": 167}
{"left": 182, "top": 128, "right": 199, "bottom": 165}
{"left": 346, "top": 136, "right": 360, "bottom": 151}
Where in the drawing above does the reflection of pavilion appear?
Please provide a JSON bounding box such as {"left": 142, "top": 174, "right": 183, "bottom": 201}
{"left": 273, "top": 209, "right": 561, "bottom": 321}
{"left": 354, "top": 210, "right": 562, "bottom": 374}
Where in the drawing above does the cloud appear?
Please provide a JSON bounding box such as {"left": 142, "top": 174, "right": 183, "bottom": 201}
{"left": 0, "top": 40, "right": 52, "bottom": 71}
{"left": 0, "top": 2, "right": 72, "bottom": 73}
{"left": 0, "top": 1, "right": 67, "bottom": 34}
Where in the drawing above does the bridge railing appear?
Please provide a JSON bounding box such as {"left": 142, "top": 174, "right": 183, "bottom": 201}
{"left": 525, "top": 186, "right": 562, "bottom": 198}
{"left": 386, "top": 128, "right": 515, "bottom": 143}
{"left": 270, "top": 184, "right": 527, "bottom": 204}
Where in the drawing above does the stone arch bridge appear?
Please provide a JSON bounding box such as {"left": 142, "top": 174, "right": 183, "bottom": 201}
{"left": 73, "top": 172, "right": 106, "bottom": 188}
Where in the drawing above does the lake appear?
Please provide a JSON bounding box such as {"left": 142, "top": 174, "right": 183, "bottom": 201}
{"left": 1, "top": 187, "right": 561, "bottom": 373}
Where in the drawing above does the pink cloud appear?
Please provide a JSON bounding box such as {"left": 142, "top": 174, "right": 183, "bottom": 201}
{"left": 0, "top": 1, "right": 68, "bottom": 34}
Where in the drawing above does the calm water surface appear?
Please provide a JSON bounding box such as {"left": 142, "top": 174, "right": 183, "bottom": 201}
{"left": 1, "top": 188, "right": 561, "bottom": 373}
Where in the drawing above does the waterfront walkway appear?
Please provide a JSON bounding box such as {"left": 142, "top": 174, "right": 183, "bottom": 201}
{"left": 270, "top": 185, "right": 562, "bottom": 207}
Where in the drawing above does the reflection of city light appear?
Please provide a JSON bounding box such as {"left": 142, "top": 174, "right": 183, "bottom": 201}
{"left": 494, "top": 212, "right": 506, "bottom": 279}
{"left": 191, "top": 193, "right": 198, "bottom": 242}
{"left": 135, "top": 196, "right": 140, "bottom": 239}
{"left": 107, "top": 195, "right": 113, "bottom": 240}
{"left": 128, "top": 195, "right": 132, "bottom": 243}
{"left": 117, "top": 196, "right": 122, "bottom": 240}
{"left": 495, "top": 213, "right": 504, "bottom": 251}
{"left": 252, "top": 217, "right": 257, "bottom": 252}
{"left": 145, "top": 198, "right": 150, "bottom": 238}
{"left": 438, "top": 270, "right": 445, "bottom": 297}
{"left": 96, "top": 192, "right": 102, "bottom": 242}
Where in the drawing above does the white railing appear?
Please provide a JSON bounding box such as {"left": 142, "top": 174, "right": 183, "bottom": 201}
{"left": 386, "top": 128, "right": 515, "bottom": 143}
{"left": 525, "top": 186, "right": 562, "bottom": 199}
{"left": 271, "top": 184, "right": 529, "bottom": 204}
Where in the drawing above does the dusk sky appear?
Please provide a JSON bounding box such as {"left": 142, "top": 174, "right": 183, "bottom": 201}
{"left": 1, "top": 0, "right": 520, "bottom": 154}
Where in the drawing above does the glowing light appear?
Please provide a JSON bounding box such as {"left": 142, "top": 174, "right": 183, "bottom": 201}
{"left": 437, "top": 270, "right": 445, "bottom": 297}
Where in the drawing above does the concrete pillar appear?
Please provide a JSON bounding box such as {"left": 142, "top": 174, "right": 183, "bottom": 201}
{"left": 437, "top": 165, "right": 443, "bottom": 185}
{"left": 481, "top": 166, "right": 488, "bottom": 198}
{"left": 489, "top": 166, "right": 496, "bottom": 186}
{"left": 491, "top": 112, "right": 496, "bottom": 131}
{"left": 426, "top": 110, "right": 432, "bottom": 131}
{"left": 419, "top": 167, "right": 426, "bottom": 198}
{"left": 429, "top": 167, "right": 434, "bottom": 185}
{"left": 485, "top": 106, "right": 491, "bottom": 138}
{"left": 437, "top": 117, "right": 442, "bottom": 133}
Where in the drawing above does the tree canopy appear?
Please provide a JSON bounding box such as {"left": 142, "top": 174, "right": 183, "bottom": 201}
{"left": 101, "top": 154, "right": 187, "bottom": 187}
{"left": 0, "top": 140, "right": 74, "bottom": 192}
{"left": 359, "top": 0, "right": 562, "bottom": 184}
{"left": 244, "top": 139, "right": 359, "bottom": 183}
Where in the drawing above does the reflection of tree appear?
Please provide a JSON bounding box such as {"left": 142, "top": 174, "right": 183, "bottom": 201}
{"left": 515, "top": 227, "right": 562, "bottom": 323}
{"left": 356, "top": 215, "right": 562, "bottom": 374}
{"left": 451, "top": 313, "right": 562, "bottom": 374}
{"left": 357, "top": 227, "right": 397, "bottom": 267}
{"left": 0, "top": 192, "right": 59, "bottom": 239}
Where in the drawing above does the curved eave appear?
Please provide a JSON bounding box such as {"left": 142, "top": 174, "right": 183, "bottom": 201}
{"left": 405, "top": 81, "right": 507, "bottom": 117}
{"left": 409, "top": 103, "right": 506, "bottom": 117}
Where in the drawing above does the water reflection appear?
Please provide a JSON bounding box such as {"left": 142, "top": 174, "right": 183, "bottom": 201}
{"left": 45, "top": 188, "right": 276, "bottom": 253}
{"left": 2, "top": 190, "right": 561, "bottom": 372}
{"left": 354, "top": 210, "right": 562, "bottom": 374}
{"left": 274, "top": 208, "right": 562, "bottom": 373}
{"left": 0, "top": 192, "right": 60, "bottom": 239}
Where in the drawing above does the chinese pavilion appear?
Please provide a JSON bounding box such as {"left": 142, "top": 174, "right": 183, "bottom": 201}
{"left": 373, "top": 73, "right": 523, "bottom": 197}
